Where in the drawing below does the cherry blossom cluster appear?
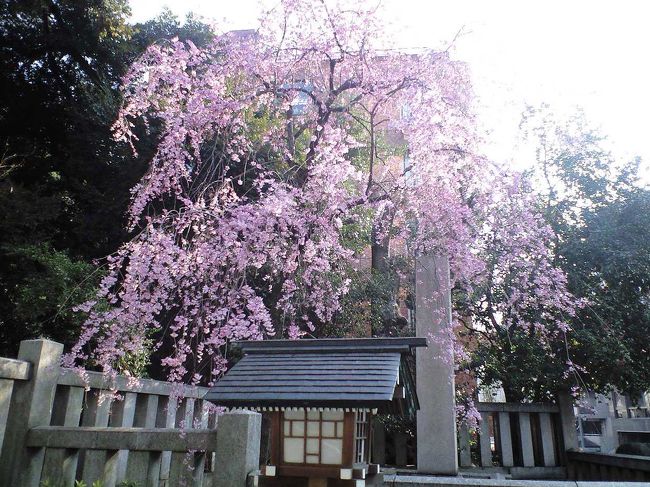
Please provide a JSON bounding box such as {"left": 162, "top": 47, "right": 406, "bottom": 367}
{"left": 66, "top": 0, "right": 580, "bottom": 393}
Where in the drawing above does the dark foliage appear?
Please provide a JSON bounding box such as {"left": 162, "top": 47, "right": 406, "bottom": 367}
{"left": 0, "top": 0, "right": 211, "bottom": 356}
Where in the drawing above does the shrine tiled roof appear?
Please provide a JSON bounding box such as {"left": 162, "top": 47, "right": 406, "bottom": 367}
{"left": 204, "top": 337, "right": 425, "bottom": 409}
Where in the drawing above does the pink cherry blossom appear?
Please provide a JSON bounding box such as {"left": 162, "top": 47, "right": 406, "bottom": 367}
{"left": 66, "top": 0, "right": 581, "bottom": 392}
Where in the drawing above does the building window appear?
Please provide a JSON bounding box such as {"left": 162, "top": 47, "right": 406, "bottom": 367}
{"left": 400, "top": 104, "right": 411, "bottom": 120}
{"left": 578, "top": 417, "right": 604, "bottom": 451}
{"left": 282, "top": 410, "right": 344, "bottom": 465}
{"left": 355, "top": 411, "right": 369, "bottom": 463}
{"left": 582, "top": 419, "right": 603, "bottom": 435}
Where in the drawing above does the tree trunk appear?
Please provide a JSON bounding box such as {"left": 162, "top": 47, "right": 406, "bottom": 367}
{"left": 370, "top": 207, "right": 405, "bottom": 335}
{"left": 371, "top": 226, "right": 390, "bottom": 274}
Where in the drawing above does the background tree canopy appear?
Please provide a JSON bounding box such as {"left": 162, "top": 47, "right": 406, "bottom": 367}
{"left": 463, "top": 107, "right": 650, "bottom": 402}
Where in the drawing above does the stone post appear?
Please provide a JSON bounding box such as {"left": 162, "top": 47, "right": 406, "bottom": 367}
{"left": 458, "top": 424, "right": 472, "bottom": 467}
{"left": 79, "top": 389, "right": 112, "bottom": 484}
{"left": 497, "top": 412, "right": 514, "bottom": 467}
{"left": 157, "top": 395, "right": 178, "bottom": 484}
{"left": 558, "top": 391, "right": 578, "bottom": 463}
{"left": 0, "top": 339, "right": 63, "bottom": 487}
{"left": 371, "top": 418, "right": 386, "bottom": 465}
{"left": 107, "top": 391, "right": 137, "bottom": 485}
{"left": 212, "top": 410, "right": 261, "bottom": 487}
{"left": 518, "top": 413, "right": 535, "bottom": 467}
{"left": 479, "top": 413, "right": 492, "bottom": 467}
{"left": 415, "top": 254, "right": 458, "bottom": 474}
{"left": 394, "top": 432, "right": 408, "bottom": 466}
{"left": 41, "top": 385, "right": 84, "bottom": 484}
{"left": 539, "top": 412, "right": 556, "bottom": 466}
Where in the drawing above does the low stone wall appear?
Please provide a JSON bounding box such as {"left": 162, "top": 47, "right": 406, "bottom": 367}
{"left": 567, "top": 450, "right": 650, "bottom": 482}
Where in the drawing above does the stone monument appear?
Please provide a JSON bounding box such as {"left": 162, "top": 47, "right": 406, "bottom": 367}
{"left": 415, "top": 254, "right": 458, "bottom": 474}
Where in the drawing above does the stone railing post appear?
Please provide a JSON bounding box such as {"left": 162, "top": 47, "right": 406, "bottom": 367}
{"left": 371, "top": 418, "right": 386, "bottom": 465}
{"left": 212, "top": 410, "right": 261, "bottom": 487}
{"left": 558, "top": 390, "right": 579, "bottom": 462}
{"left": 0, "top": 339, "right": 63, "bottom": 487}
{"left": 394, "top": 432, "right": 408, "bottom": 466}
{"left": 458, "top": 424, "right": 473, "bottom": 467}
{"left": 479, "top": 412, "right": 492, "bottom": 467}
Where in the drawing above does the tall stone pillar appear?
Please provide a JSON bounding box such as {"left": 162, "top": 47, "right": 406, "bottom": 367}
{"left": 415, "top": 254, "right": 458, "bottom": 474}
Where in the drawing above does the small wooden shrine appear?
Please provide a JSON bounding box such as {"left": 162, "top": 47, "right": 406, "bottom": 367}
{"left": 204, "top": 337, "right": 426, "bottom": 487}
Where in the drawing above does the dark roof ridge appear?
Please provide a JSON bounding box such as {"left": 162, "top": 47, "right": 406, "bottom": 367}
{"left": 234, "top": 337, "right": 427, "bottom": 355}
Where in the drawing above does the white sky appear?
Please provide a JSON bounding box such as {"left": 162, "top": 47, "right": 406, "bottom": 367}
{"left": 129, "top": 0, "right": 650, "bottom": 181}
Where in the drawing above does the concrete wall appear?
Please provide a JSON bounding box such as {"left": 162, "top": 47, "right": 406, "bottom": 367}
{"left": 579, "top": 391, "right": 650, "bottom": 454}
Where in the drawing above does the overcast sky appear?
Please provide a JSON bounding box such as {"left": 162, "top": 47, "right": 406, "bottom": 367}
{"left": 129, "top": 0, "right": 650, "bottom": 181}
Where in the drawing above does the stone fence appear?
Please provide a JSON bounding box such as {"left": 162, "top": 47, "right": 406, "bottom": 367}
{"left": 457, "top": 399, "right": 577, "bottom": 479}
{"left": 0, "top": 339, "right": 262, "bottom": 487}
{"left": 372, "top": 397, "right": 578, "bottom": 480}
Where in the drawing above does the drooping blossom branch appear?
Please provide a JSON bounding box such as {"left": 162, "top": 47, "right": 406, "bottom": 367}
{"left": 66, "top": 0, "right": 581, "bottom": 392}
